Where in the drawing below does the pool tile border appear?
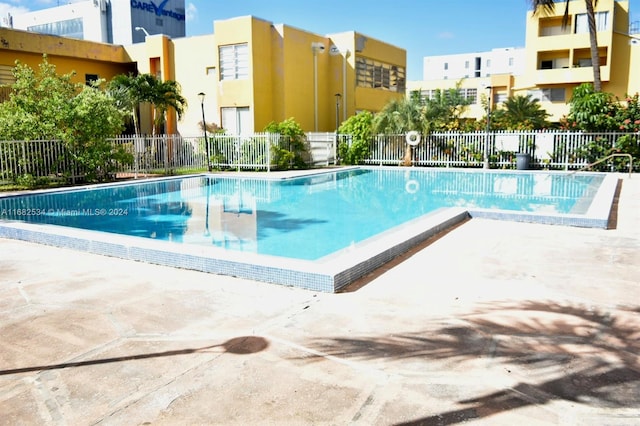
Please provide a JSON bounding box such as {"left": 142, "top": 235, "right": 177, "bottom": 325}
{"left": 0, "top": 169, "right": 619, "bottom": 293}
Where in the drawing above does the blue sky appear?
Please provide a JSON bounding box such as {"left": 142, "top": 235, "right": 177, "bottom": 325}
{"left": 2, "top": 0, "right": 640, "bottom": 80}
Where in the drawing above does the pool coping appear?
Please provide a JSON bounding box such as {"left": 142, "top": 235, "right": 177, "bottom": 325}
{"left": 0, "top": 168, "right": 619, "bottom": 293}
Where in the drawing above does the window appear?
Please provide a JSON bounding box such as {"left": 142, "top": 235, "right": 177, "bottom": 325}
{"left": 85, "top": 74, "right": 99, "bottom": 85}
{"left": 508, "top": 57, "right": 514, "bottom": 67}
{"left": 219, "top": 43, "right": 249, "bottom": 81}
{"left": 27, "top": 18, "right": 83, "bottom": 39}
{"left": 575, "top": 11, "right": 609, "bottom": 34}
{"left": 355, "top": 57, "right": 405, "bottom": 92}
{"left": 544, "top": 88, "right": 565, "bottom": 102}
{"left": 465, "top": 60, "right": 469, "bottom": 69}
{"left": 221, "top": 107, "right": 252, "bottom": 135}
{"left": 540, "top": 60, "right": 553, "bottom": 70}
{"left": 206, "top": 66, "right": 216, "bottom": 75}
{"left": 444, "top": 62, "right": 449, "bottom": 70}
{"left": 530, "top": 88, "right": 565, "bottom": 102}
{"left": 486, "top": 59, "right": 491, "bottom": 68}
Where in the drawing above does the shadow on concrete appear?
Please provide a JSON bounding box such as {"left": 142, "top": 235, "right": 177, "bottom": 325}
{"left": 302, "top": 301, "right": 640, "bottom": 424}
{"left": 0, "top": 336, "right": 269, "bottom": 376}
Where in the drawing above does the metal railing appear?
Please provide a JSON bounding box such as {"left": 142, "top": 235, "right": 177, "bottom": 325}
{"left": 570, "top": 153, "right": 634, "bottom": 178}
{"left": 1, "top": 130, "right": 637, "bottom": 184}
{"left": 362, "top": 131, "right": 639, "bottom": 171}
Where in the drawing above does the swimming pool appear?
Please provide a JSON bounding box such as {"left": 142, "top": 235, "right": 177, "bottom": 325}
{"left": 0, "top": 167, "right": 618, "bottom": 292}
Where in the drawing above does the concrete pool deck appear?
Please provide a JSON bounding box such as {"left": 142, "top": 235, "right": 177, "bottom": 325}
{"left": 0, "top": 173, "right": 639, "bottom": 425}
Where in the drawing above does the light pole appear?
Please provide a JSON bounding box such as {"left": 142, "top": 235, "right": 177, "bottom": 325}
{"left": 484, "top": 85, "right": 492, "bottom": 169}
{"left": 311, "top": 42, "right": 325, "bottom": 131}
{"left": 198, "top": 92, "right": 211, "bottom": 172}
{"left": 134, "top": 26, "right": 150, "bottom": 39}
{"left": 335, "top": 93, "right": 341, "bottom": 164}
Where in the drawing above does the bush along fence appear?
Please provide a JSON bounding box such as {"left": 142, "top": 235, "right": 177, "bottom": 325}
{"left": 1, "top": 130, "right": 638, "bottom": 186}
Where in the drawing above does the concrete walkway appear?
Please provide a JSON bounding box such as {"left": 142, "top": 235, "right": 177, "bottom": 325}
{"left": 1, "top": 174, "right": 639, "bottom": 425}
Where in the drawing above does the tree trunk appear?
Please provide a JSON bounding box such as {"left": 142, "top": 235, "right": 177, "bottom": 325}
{"left": 585, "top": 0, "right": 602, "bottom": 92}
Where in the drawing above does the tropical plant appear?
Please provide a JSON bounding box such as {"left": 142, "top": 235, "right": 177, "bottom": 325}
{"left": 421, "top": 83, "right": 473, "bottom": 131}
{"left": 338, "top": 111, "right": 373, "bottom": 165}
{"left": 263, "top": 117, "right": 309, "bottom": 169}
{"left": 491, "top": 94, "right": 551, "bottom": 130}
{"left": 530, "top": 0, "right": 602, "bottom": 92}
{"left": 107, "top": 73, "right": 186, "bottom": 135}
{"left": 0, "top": 56, "right": 129, "bottom": 183}
{"left": 563, "top": 83, "right": 617, "bottom": 131}
{"left": 373, "top": 95, "right": 427, "bottom": 166}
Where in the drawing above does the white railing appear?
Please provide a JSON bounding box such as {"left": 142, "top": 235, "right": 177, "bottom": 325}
{"left": 1, "top": 131, "right": 637, "bottom": 184}
{"left": 363, "top": 130, "right": 640, "bottom": 170}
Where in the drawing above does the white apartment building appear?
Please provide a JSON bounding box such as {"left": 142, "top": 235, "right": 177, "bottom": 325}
{"left": 9, "top": 0, "right": 185, "bottom": 45}
{"left": 422, "top": 47, "right": 526, "bottom": 80}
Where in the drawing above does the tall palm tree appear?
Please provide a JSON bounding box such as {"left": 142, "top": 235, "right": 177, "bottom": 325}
{"left": 107, "top": 73, "right": 186, "bottom": 135}
{"left": 530, "top": 0, "right": 602, "bottom": 92}
{"left": 150, "top": 79, "right": 186, "bottom": 135}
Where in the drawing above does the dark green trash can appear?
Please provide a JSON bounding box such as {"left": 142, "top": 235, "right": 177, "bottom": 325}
{"left": 516, "top": 153, "right": 531, "bottom": 170}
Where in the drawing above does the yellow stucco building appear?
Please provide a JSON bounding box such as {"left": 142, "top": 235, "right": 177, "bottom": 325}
{"left": 1, "top": 15, "right": 406, "bottom": 136}
{"left": 407, "top": 0, "right": 640, "bottom": 123}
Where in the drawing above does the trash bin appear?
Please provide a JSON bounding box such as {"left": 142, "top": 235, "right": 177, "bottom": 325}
{"left": 516, "top": 153, "right": 531, "bottom": 170}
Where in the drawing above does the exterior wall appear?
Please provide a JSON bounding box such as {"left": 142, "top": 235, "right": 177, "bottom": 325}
{"left": 171, "top": 34, "right": 217, "bottom": 136}
{"left": 0, "top": 27, "right": 135, "bottom": 87}
{"left": 410, "top": 0, "right": 636, "bottom": 123}
{"left": 9, "top": 0, "right": 186, "bottom": 45}
{"left": 423, "top": 48, "right": 526, "bottom": 81}
{"left": 11, "top": 0, "right": 109, "bottom": 42}
{"left": 3, "top": 13, "right": 405, "bottom": 135}
{"left": 351, "top": 33, "right": 407, "bottom": 114}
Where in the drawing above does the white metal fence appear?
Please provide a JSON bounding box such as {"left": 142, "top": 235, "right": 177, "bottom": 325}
{"left": 362, "top": 131, "right": 640, "bottom": 170}
{"left": 1, "top": 130, "right": 637, "bottom": 183}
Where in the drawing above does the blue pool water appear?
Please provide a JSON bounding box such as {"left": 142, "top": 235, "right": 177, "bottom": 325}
{"left": 0, "top": 168, "right": 603, "bottom": 261}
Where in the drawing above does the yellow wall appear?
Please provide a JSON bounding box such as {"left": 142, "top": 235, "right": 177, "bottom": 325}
{"left": 2, "top": 15, "right": 407, "bottom": 135}
{"left": 0, "top": 27, "right": 135, "bottom": 86}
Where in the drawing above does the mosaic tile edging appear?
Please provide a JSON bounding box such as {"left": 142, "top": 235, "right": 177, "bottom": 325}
{"left": 0, "top": 222, "right": 335, "bottom": 292}
{"left": 0, "top": 208, "right": 471, "bottom": 293}
{"left": 466, "top": 173, "right": 619, "bottom": 229}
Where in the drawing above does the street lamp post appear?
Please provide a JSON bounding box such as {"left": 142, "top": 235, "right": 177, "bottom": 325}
{"left": 335, "top": 93, "right": 342, "bottom": 164}
{"left": 198, "top": 92, "right": 211, "bottom": 172}
{"left": 311, "top": 42, "right": 325, "bottom": 132}
{"left": 484, "top": 86, "right": 492, "bottom": 169}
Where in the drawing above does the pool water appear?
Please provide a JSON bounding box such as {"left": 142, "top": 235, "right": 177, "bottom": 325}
{"left": 0, "top": 168, "right": 603, "bottom": 261}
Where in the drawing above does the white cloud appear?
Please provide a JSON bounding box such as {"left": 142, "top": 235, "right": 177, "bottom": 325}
{"left": 0, "top": 3, "right": 28, "bottom": 26}
{"left": 185, "top": 2, "right": 197, "bottom": 22}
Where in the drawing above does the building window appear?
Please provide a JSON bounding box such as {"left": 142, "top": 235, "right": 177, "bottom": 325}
{"left": 85, "top": 74, "right": 99, "bottom": 85}
{"left": 508, "top": 57, "right": 514, "bottom": 66}
{"left": 530, "top": 88, "right": 566, "bottom": 102}
{"left": 221, "top": 106, "right": 252, "bottom": 135}
{"left": 464, "top": 60, "right": 469, "bottom": 69}
{"left": 486, "top": 59, "right": 491, "bottom": 68}
{"left": 206, "top": 66, "right": 216, "bottom": 75}
{"left": 27, "top": 18, "right": 84, "bottom": 39}
{"left": 156, "top": 18, "right": 163, "bottom": 27}
{"left": 575, "top": 11, "right": 609, "bottom": 34}
{"left": 219, "top": 43, "right": 249, "bottom": 81}
{"left": 355, "top": 57, "right": 405, "bottom": 92}
{"left": 0, "top": 65, "right": 14, "bottom": 85}
{"left": 444, "top": 62, "right": 449, "bottom": 70}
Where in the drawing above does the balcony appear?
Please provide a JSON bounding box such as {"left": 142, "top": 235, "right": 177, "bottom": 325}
{"left": 535, "top": 64, "right": 610, "bottom": 85}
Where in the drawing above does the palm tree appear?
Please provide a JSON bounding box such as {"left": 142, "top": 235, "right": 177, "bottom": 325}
{"left": 150, "top": 79, "right": 186, "bottom": 135}
{"left": 495, "top": 94, "right": 551, "bottom": 130}
{"left": 530, "top": 0, "right": 602, "bottom": 92}
{"left": 107, "top": 73, "right": 186, "bottom": 135}
{"left": 372, "top": 96, "right": 426, "bottom": 166}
